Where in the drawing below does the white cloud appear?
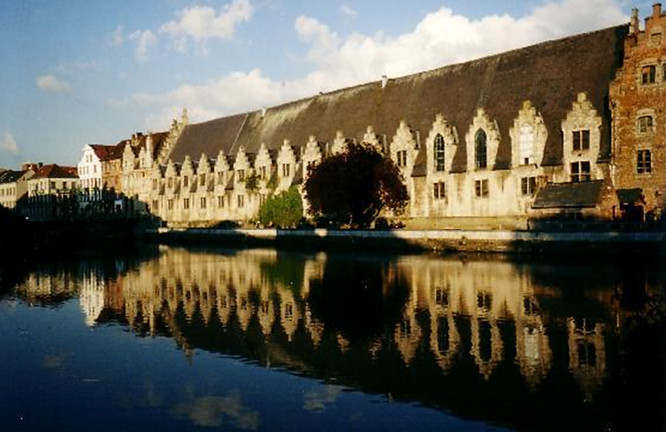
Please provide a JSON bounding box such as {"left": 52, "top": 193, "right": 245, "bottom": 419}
{"left": 111, "top": 24, "right": 124, "bottom": 47}
{"left": 0, "top": 133, "right": 18, "bottom": 154}
{"left": 340, "top": 4, "right": 358, "bottom": 19}
{"left": 129, "top": 30, "right": 157, "bottom": 61}
{"left": 129, "top": 0, "right": 628, "bottom": 129}
{"left": 35, "top": 74, "right": 72, "bottom": 93}
{"left": 160, "top": 0, "right": 254, "bottom": 53}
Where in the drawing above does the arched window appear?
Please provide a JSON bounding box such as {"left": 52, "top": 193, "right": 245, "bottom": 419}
{"left": 434, "top": 134, "right": 445, "bottom": 171}
{"left": 475, "top": 130, "right": 487, "bottom": 169}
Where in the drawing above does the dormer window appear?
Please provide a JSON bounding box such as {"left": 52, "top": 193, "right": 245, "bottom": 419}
{"left": 200, "top": 174, "right": 206, "bottom": 186}
{"left": 637, "top": 115, "right": 654, "bottom": 134}
{"left": 397, "top": 150, "right": 408, "bottom": 168}
{"left": 475, "top": 130, "right": 487, "bottom": 170}
{"left": 260, "top": 166, "right": 267, "bottom": 180}
{"left": 434, "top": 134, "right": 445, "bottom": 171}
{"left": 572, "top": 130, "right": 590, "bottom": 151}
{"left": 519, "top": 124, "right": 535, "bottom": 165}
{"left": 183, "top": 176, "right": 189, "bottom": 187}
{"left": 237, "top": 169, "right": 245, "bottom": 181}
{"left": 642, "top": 65, "right": 656, "bottom": 84}
{"left": 282, "top": 163, "right": 290, "bottom": 177}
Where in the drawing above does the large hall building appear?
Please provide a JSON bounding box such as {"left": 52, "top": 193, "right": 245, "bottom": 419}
{"left": 102, "top": 5, "right": 666, "bottom": 228}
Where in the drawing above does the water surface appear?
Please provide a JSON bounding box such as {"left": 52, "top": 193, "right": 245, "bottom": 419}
{"left": 1, "top": 246, "right": 664, "bottom": 431}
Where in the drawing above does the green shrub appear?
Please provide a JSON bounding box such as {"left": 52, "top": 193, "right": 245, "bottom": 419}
{"left": 258, "top": 187, "right": 303, "bottom": 228}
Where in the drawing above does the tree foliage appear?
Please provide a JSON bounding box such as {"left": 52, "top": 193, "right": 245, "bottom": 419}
{"left": 258, "top": 186, "right": 303, "bottom": 228}
{"left": 304, "top": 142, "right": 408, "bottom": 228}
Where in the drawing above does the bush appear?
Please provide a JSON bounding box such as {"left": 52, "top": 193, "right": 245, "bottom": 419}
{"left": 258, "top": 187, "right": 303, "bottom": 228}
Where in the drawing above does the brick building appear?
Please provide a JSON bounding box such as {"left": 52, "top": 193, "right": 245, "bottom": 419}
{"left": 611, "top": 4, "right": 666, "bottom": 220}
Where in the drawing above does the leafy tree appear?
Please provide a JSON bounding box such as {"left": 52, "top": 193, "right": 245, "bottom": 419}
{"left": 258, "top": 186, "right": 303, "bottom": 228}
{"left": 304, "top": 142, "right": 408, "bottom": 228}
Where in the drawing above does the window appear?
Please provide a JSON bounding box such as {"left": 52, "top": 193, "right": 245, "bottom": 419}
{"left": 167, "top": 199, "right": 173, "bottom": 210}
{"left": 237, "top": 194, "right": 245, "bottom": 208}
{"left": 433, "top": 182, "right": 446, "bottom": 200}
{"left": 217, "top": 171, "right": 224, "bottom": 183}
{"left": 237, "top": 169, "right": 245, "bottom": 182}
{"left": 168, "top": 178, "right": 173, "bottom": 188}
{"left": 642, "top": 65, "right": 656, "bottom": 84}
{"left": 397, "top": 150, "right": 408, "bottom": 168}
{"left": 637, "top": 116, "right": 654, "bottom": 134}
{"left": 663, "top": 63, "right": 666, "bottom": 82}
{"left": 282, "top": 163, "right": 290, "bottom": 177}
{"left": 475, "top": 130, "right": 487, "bottom": 169}
{"left": 572, "top": 130, "right": 590, "bottom": 151}
{"left": 475, "top": 179, "right": 489, "bottom": 197}
{"left": 519, "top": 124, "right": 535, "bottom": 165}
{"left": 183, "top": 198, "right": 190, "bottom": 209}
{"left": 570, "top": 161, "right": 591, "bottom": 182}
{"left": 637, "top": 149, "right": 652, "bottom": 174}
{"left": 200, "top": 197, "right": 206, "bottom": 209}
{"left": 521, "top": 177, "right": 537, "bottom": 196}
{"left": 260, "top": 166, "right": 267, "bottom": 180}
{"left": 152, "top": 200, "right": 158, "bottom": 210}
{"left": 183, "top": 176, "right": 189, "bottom": 187}
{"left": 217, "top": 196, "right": 224, "bottom": 208}
{"left": 434, "top": 134, "right": 445, "bottom": 171}
{"left": 152, "top": 179, "right": 157, "bottom": 190}
{"left": 200, "top": 174, "right": 206, "bottom": 186}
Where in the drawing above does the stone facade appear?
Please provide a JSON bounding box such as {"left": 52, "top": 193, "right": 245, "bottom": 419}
{"left": 101, "top": 8, "right": 664, "bottom": 227}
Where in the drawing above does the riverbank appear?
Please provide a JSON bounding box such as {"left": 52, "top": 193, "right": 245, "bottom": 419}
{"left": 142, "top": 227, "right": 666, "bottom": 255}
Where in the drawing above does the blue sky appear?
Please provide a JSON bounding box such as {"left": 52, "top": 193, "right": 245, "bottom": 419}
{"left": 0, "top": 0, "right": 650, "bottom": 168}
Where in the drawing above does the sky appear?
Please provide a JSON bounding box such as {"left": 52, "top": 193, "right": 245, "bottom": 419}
{"left": 0, "top": 0, "right": 652, "bottom": 169}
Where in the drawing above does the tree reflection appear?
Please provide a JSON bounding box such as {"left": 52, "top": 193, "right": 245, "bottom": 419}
{"left": 307, "top": 256, "right": 409, "bottom": 343}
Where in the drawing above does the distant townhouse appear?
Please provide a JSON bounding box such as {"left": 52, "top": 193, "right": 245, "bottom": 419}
{"left": 0, "top": 167, "right": 35, "bottom": 209}
{"left": 27, "top": 164, "right": 79, "bottom": 197}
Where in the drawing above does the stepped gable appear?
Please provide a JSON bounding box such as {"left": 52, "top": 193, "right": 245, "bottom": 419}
{"left": 169, "top": 113, "right": 248, "bottom": 163}
{"left": 171, "top": 25, "right": 628, "bottom": 170}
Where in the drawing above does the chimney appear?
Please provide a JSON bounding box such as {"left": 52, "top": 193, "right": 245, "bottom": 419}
{"left": 654, "top": 3, "right": 662, "bottom": 18}
{"left": 630, "top": 8, "right": 639, "bottom": 34}
{"left": 381, "top": 74, "right": 388, "bottom": 89}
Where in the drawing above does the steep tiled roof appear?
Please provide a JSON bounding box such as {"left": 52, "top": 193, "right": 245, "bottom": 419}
{"left": 168, "top": 25, "right": 627, "bottom": 173}
{"left": 532, "top": 181, "right": 605, "bottom": 209}
{"left": 33, "top": 164, "right": 79, "bottom": 179}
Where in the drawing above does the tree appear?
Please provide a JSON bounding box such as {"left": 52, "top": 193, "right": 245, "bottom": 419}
{"left": 304, "top": 142, "right": 408, "bottom": 228}
{"left": 258, "top": 186, "right": 303, "bottom": 228}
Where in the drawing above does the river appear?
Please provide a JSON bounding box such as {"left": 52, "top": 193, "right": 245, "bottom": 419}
{"left": 1, "top": 245, "right": 664, "bottom": 431}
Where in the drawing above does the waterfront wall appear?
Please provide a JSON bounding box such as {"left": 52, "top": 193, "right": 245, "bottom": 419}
{"left": 147, "top": 227, "right": 666, "bottom": 254}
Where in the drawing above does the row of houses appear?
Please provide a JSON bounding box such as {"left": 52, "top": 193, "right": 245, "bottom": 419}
{"left": 2, "top": 6, "right": 665, "bottom": 227}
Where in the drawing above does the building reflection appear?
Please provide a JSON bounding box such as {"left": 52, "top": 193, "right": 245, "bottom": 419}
{"left": 14, "top": 247, "right": 660, "bottom": 405}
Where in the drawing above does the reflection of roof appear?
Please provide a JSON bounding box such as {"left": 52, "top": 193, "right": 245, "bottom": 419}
{"left": 168, "top": 25, "right": 626, "bottom": 173}
{"left": 32, "top": 164, "right": 79, "bottom": 179}
{"left": 532, "top": 181, "right": 604, "bottom": 209}
{"left": 616, "top": 188, "right": 644, "bottom": 205}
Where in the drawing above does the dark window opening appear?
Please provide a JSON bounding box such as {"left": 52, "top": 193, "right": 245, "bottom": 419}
{"left": 637, "top": 149, "right": 652, "bottom": 174}
{"left": 475, "top": 130, "right": 487, "bottom": 169}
